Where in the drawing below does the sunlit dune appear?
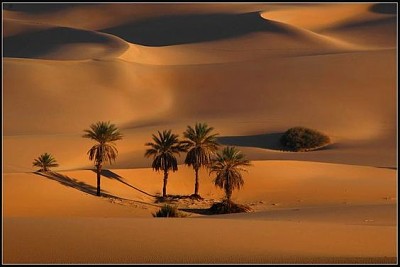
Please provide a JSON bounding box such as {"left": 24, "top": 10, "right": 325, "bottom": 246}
{"left": 2, "top": 3, "right": 397, "bottom": 264}
{"left": 3, "top": 161, "right": 397, "bottom": 263}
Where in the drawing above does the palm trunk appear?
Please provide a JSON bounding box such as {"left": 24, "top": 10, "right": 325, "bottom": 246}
{"left": 96, "top": 164, "right": 102, "bottom": 196}
{"left": 194, "top": 167, "right": 199, "bottom": 196}
{"left": 226, "top": 187, "right": 232, "bottom": 203}
{"left": 163, "top": 169, "right": 168, "bottom": 198}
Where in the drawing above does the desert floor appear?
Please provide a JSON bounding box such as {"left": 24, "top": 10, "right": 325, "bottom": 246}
{"left": 3, "top": 3, "right": 397, "bottom": 264}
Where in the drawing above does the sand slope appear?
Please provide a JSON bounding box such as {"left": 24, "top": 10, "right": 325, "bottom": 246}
{"left": 4, "top": 161, "right": 396, "bottom": 217}
{"left": 3, "top": 161, "right": 397, "bottom": 263}
{"left": 2, "top": 3, "right": 397, "bottom": 264}
{"left": 4, "top": 217, "right": 396, "bottom": 263}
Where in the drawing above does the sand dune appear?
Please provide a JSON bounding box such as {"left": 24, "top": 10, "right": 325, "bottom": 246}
{"left": 3, "top": 3, "right": 282, "bottom": 31}
{"left": 2, "top": 3, "right": 397, "bottom": 264}
{"left": 101, "top": 11, "right": 353, "bottom": 49}
{"left": 3, "top": 161, "right": 397, "bottom": 263}
{"left": 4, "top": 217, "right": 396, "bottom": 264}
{"left": 4, "top": 19, "right": 128, "bottom": 60}
{"left": 4, "top": 161, "right": 396, "bottom": 217}
{"left": 262, "top": 3, "right": 396, "bottom": 49}
{"left": 3, "top": 47, "right": 397, "bottom": 172}
{"left": 320, "top": 15, "right": 396, "bottom": 48}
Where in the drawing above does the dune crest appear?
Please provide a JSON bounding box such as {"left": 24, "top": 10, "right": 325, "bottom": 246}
{"left": 4, "top": 19, "right": 129, "bottom": 60}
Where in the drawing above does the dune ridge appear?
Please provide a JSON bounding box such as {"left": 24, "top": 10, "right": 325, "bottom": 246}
{"left": 4, "top": 19, "right": 129, "bottom": 60}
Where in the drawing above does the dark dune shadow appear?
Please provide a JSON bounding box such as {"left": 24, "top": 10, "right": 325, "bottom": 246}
{"left": 369, "top": 3, "right": 397, "bottom": 15}
{"left": 217, "top": 133, "right": 334, "bottom": 152}
{"left": 330, "top": 16, "right": 396, "bottom": 31}
{"left": 4, "top": 27, "right": 126, "bottom": 59}
{"left": 34, "top": 171, "right": 120, "bottom": 199}
{"left": 101, "top": 12, "right": 291, "bottom": 46}
{"left": 91, "top": 169, "right": 156, "bottom": 197}
{"left": 3, "top": 3, "right": 89, "bottom": 13}
{"left": 217, "top": 132, "right": 285, "bottom": 150}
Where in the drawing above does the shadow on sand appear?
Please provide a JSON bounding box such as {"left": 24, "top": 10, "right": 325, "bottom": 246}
{"left": 91, "top": 169, "right": 156, "bottom": 197}
{"left": 179, "top": 208, "right": 213, "bottom": 215}
{"left": 3, "top": 27, "right": 125, "bottom": 59}
{"left": 370, "top": 3, "right": 397, "bottom": 14}
{"left": 34, "top": 171, "right": 121, "bottom": 199}
{"left": 35, "top": 171, "right": 161, "bottom": 208}
{"left": 101, "top": 12, "right": 291, "bottom": 46}
{"left": 217, "top": 132, "right": 334, "bottom": 152}
{"left": 217, "top": 132, "right": 285, "bottom": 150}
{"left": 3, "top": 3, "right": 88, "bottom": 13}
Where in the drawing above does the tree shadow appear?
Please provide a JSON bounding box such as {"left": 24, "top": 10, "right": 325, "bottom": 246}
{"left": 34, "top": 171, "right": 161, "bottom": 208}
{"left": 154, "top": 194, "right": 203, "bottom": 203}
{"left": 179, "top": 208, "right": 213, "bottom": 216}
{"left": 34, "top": 171, "right": 121, "bottom": 199}
{"left": 90, "top": 169, "right": 156, "bottom": 197}
{"left": 101, "top": 12, "right": 291, "bottom": 46}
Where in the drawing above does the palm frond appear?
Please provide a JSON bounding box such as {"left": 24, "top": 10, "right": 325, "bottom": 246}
{"left": 83, "top": 121, "right": 122, "bottom": 166}
{"left": 209, "top": 146, "right": 251, "bottom": 198}
{"left": 144, "top": 129, "right": 185, "bottom": 172}
{"left": 32, "top": 152, "right": 59, "bottom": 171}
{"left": 183, "top": 122, "right": 220, "bottom": 169}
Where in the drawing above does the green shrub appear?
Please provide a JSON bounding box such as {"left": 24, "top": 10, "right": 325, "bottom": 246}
{"left": 209, "top": 200, "right": 251, "bottom": 214}
{"left": 280, "top": 127, "right": 330, "bottom": 151}
{"left": 152, "top": 204, "right": 182, "bottom": 217}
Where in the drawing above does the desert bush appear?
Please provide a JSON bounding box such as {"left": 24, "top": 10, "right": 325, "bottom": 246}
{"left": 209, "top": 200, "right": 251, "bottom": 214}
{"left": 152, "top": 204, "right": 183, "bottom": 217}
{"left": 280, "top": 127, "right": 330, "bottom": 151}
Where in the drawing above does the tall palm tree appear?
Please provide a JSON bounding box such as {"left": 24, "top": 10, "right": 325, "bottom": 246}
{"left": 145, "top": 130, "right": 187, "bottom": 198}
{"left": 82, "top": 121, "right": 123, "bottom": 196}
{"left": 209, "top": 146, "right": 251, "bottom": 203}
{"left": 32, "top": 152, "right": 59, "bottom": 172}
{"left": 182, "top": 122, "right": 219, "bottom": 198}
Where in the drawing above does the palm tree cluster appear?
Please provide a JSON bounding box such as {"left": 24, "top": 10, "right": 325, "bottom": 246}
{"left": 145, "top": 122, "right": 251, "bottom": 203}
{"left": 32, "top": 121, "right": 251, "bottom": 210}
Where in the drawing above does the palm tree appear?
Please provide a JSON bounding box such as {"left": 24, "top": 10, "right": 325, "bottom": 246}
{"left": 145, "top": 130, "right": 187, "bottom": 198}
{"left": 32, "top": 153, "right": 59, "bottom": 172}
{"left": 82, "top": 121, "right": 123, "bottom": 196}
{"left": 182, "top": 122, "right": 219, "bottom": 198}
{"left": 209, "top": 146, "right": 251, "bottom": 203}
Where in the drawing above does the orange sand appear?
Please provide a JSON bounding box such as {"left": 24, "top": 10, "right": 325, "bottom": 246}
{"left": 3, "top": 3, "right": 397, "bottom": 264}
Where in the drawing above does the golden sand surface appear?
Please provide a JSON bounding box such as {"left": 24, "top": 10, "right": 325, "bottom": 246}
{"left": 3, "top": 3, "right": 397, "bottom": 264}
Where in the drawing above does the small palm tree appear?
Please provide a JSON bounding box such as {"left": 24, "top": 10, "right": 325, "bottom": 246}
{"left": 145, "top": 130, "right": 187, "bottom": 198}
{"left": 82, "top": 121, "right": 123, "bottom": 196}
{"left": 183, "top": 122, "right": 219, "bottom": 198}
{"left": 32, "top": 153, "right": 59, "bottom": 172}
{"left": 209, "top": 146, "right": 251, "bottom": 203}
